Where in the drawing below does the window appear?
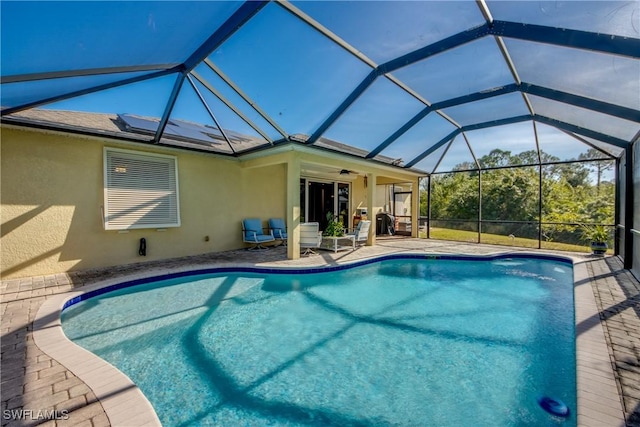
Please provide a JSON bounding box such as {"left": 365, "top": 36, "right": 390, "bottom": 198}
{"left": 103, "top": 147, "right": 180, "bottom": 230}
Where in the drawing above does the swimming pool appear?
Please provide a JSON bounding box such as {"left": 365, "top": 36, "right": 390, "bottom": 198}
{"left": 61, "top": 254, "right": 576, "bottom": 426}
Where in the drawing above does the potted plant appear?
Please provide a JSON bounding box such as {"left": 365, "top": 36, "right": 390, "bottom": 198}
{"left": 581, "top": 224, "right": 609, "bottom": 255}
{"left": 323, "top": 212, "right": 344, "bottom": 237}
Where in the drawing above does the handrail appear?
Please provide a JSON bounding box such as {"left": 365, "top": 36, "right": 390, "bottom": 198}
{"left": 426, "top": 218, "right": 616, "bottom": 227}
{"left": 615, "top": 224, "right": 640, "bottom": 236}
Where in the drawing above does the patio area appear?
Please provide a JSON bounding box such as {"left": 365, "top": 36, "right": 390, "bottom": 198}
{"left": 1, "top": 238, "right": 639, "bottom": 427}
{"left": 2, "top": 1, "right": 638, "bottom": 425}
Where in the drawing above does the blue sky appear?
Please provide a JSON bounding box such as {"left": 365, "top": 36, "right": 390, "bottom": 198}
{"left": 1, "top": 1, "right": 634, "bottom": 173}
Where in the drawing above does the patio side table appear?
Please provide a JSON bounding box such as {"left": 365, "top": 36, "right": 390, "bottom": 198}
{"left": 322, "top": 235, "right": 355, "bottom": 253}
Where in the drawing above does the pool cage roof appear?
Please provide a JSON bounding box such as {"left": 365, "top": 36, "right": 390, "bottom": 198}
{"left": 1, "top": 1, "right": 639, "bottom": 175}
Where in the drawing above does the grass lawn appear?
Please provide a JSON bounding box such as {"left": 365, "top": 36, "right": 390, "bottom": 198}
{"left": 422, "top": 227, "right": 607, "bottom": 254}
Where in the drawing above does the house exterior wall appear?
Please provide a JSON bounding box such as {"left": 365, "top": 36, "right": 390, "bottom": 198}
{"left": 0, "top": 128, "right": 286, "bottom": 278}
{"left": 1, "top": 126, "right": 423, "bottom": 278}
{"left": 241, "top": 149, "right": 422, "bottom": 230}
{"left": 241, "top": 163, "right": 287, "bottom": 221}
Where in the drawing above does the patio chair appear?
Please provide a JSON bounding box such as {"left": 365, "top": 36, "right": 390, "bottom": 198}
{"left": 345, "top": 220, "right": 371, "bottom": 246}
{"left": 268, "top": 218, "right": 287, "bottom": 246}
{"left": 242, "top": 218, "right": 275, "bottom": 250}
{"left": 300, "top": 222, "right": 322, "bottom": 255}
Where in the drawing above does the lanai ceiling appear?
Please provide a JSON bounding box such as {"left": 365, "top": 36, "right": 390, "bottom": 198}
{"left": 1, "top": 1, "right": 639, "bottom": 174}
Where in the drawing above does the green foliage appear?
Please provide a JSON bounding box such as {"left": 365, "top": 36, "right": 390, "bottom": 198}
{"left": 578, "top": 148, "right": 614, "bottom": 193}
{"left": 431, "top": 172, "right": 478, "bottom": 220}
{"left": 481, "top": 167, "right": 538, "bottom": 221}
{"left": 540, "top": 176, "right": 583, "bottom": 242}
{"left": 580, "top": 224, "right": 610, "bottom": 244}
{"left": 323, "top": 212, "right": 344, "bottom": 237}
{"left": 427, "top": 149, "right": 614, "bottom": 246}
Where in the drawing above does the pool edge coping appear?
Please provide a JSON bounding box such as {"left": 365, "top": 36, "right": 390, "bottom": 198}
{"left": 58, "top": 251, "right": 576, "bottom": 307}
{"left": 33, "top": 285, "right": 163, "bottom": 427}
{"left": 32, "top": 250, "right": 625, "bottom": 427}
{"left": 573, "top": 261, "right": 626, "bottom": 426}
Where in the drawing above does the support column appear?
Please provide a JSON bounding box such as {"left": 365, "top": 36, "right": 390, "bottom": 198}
{"left": 614, "top": 157, "right": 620, "bottom": 255}
{"left": 427, "top": 175, "right": 431, "bottom": 239}
{"left": 287, "top": 155, "right": 301, "bottom": 259}
{"left": 367, "top": 173, "right": 375, "bottom": 246}
{"left": 478, "top": 171, "right": 482, "bottom": 244}
{"left": 411, "top": 177, "right": 420, "bottom": 238}
{"left": 538, "top": 165, "right": 542, "bottom": 249}
{"left": 623, "top": 145, "right": 634, "bottom": 269}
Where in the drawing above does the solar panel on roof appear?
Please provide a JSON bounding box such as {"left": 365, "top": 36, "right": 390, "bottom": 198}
{"left": 169, "top": 118, "right": 209, "bottom": 131}
{"left": 224, "top": 129, "right": 253, "bottom": 144}
{"left": 203, "top": 127, "right": 225, "bottom": 139}
{"left": 117, "top": 114, "right": 223, "bottom": 146}
{"left": 170, "top": 119, "right": 226, "bottom": 142}
{"left": 165, "top": 124, "right": 222, "bottom": 146}
{"left": 118, "top": 114, "right": 158, "bottom": 135}
{"left": 169, "top": 118, "right": 256, "bottom": 145}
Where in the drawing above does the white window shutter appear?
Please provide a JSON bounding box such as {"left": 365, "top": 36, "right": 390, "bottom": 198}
{"left": 104, "top": 148, "right": 180, "bottom": 230}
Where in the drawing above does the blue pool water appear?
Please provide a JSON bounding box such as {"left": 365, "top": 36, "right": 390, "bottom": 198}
{"left": 61, "top": 255, "right": 576, "bottom": 426}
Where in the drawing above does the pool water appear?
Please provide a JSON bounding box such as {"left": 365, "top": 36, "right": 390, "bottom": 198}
{"left": 61, "top": 256, "right": 576, "bottom": 426}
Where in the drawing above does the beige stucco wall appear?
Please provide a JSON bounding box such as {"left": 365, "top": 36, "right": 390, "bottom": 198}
{"left": 1, "top": 126, "right": 422, "bottom": 278}
{"left": 241, "top": 163, "right": 287, "bottom": 221}
{"left": 1, "top": 128, "right": 286, "bottom": 278}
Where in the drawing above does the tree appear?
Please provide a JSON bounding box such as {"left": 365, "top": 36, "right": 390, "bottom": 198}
{"left": 478, "top": 149, "right": 512, "bottom": 168}
{"left": 578, "top": 148, "right": 614, "bottom": 194}
{"left": 554, "top": 163, "right": 590, "bottom": 188}
{"left": 481, "top": 167, "right": 538, "bottom": 221}
{"left": 425, "top": 147, "right": 615, "bottom": 245}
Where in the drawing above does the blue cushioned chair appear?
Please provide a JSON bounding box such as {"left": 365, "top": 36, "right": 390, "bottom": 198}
{"left": 269, "top": 218, "right": 287, "bottom": 246}
{"left": 242, "top": 218, "right": 275, "bottom": 250}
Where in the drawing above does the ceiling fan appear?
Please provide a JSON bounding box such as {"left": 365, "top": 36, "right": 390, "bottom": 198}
{"left": 301, "top": 164, "right": 359, "bottom": 178}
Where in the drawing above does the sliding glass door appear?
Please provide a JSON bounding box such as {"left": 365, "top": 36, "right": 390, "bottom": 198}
{"left": 300, "top": 178, "right": 350, "bottom": 231}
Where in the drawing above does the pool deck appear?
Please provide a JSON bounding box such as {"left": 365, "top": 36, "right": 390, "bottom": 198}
{"left": 1, "top": 238, "right": 639, "bottom": 427}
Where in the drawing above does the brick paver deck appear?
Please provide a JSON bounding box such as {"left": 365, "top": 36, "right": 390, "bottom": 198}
{"left": 588, "top": 257, "right": 640, "bottom": 426}
{"left": 1, "top": 239, "right": 639, "bottom": 426}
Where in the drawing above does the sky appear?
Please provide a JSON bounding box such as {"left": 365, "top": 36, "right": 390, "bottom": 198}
{"left": 1, "top": 1, "right": 636, "bottom": 173}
